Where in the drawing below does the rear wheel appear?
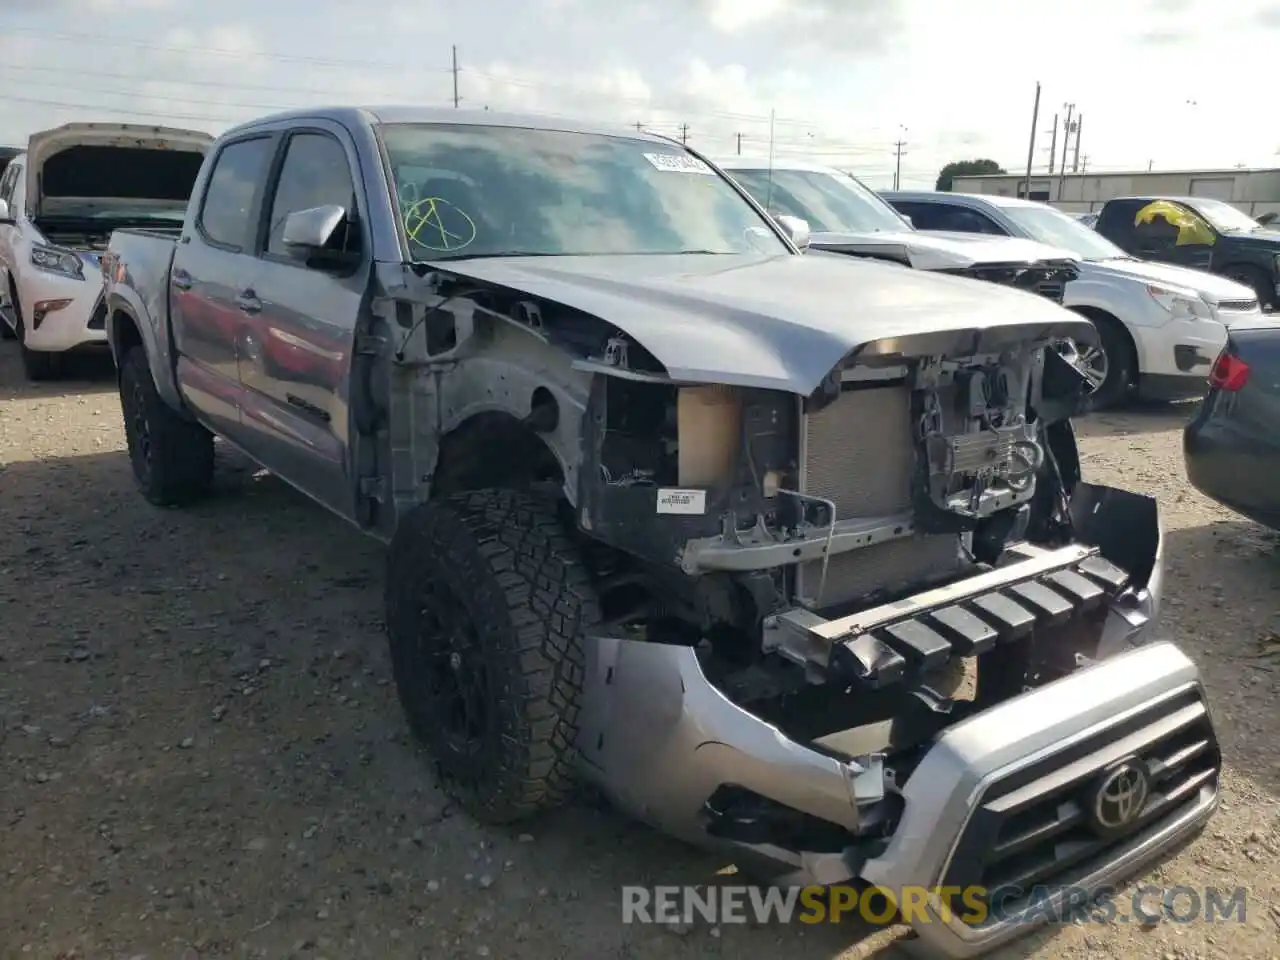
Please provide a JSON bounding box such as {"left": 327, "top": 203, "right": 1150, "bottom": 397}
{"left": 118, "top": 346, "right": 215, "bottom": 505}
{"left": 385, "top": 489, "right": 600, "bottom": 824}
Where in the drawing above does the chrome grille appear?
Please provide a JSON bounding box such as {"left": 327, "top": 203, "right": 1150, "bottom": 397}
{"left": 940, "top": 684, "right": 1220, "bottom": 910}
{"left": 1216, "top": 298, "right": 1258, "bottom": 313}
{"left": 797, "top": 384, "right": 963, "bottom": 608}
{"left": 1034, "top": 279, "right": 1066, "bottom": 304}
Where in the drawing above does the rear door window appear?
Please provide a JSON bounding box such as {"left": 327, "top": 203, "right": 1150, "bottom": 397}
{"left": 197, "top": 136, "right": 274, "bottom": 252}
{"left": 1097, "top": 199, "right": 1143, "bottom": 246}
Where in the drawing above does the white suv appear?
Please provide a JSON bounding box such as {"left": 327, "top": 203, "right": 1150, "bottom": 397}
{"left": 0, "top": 122, "right": 211, "bottom": 380}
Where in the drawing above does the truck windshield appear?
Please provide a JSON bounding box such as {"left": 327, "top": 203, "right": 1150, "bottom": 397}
{"left": 377, "top": 123, "right": 790, "bottom": 260}
{"left": 725, "top": 167, "right": 908, "bottom": 234}
{"left": 1186, "top": 198, "right": 1260, "bottom": 234}
{"left": 1000, "top": 204, "right": 1129, "bottom": 261}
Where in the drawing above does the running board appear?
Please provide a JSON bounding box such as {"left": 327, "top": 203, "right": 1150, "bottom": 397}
{"left": 762, "top": 542, "right": 1130, "bottom": 691}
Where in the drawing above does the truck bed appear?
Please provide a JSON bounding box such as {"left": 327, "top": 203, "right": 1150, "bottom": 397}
{"left": 100, "top": 227, "right": 183, "bottom": 404}
{"left": 101, "top": 227, "right": 178, "bottom": 307}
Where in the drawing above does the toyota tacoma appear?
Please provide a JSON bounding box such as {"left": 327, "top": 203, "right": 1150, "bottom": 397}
{"left": 100, "top": 106, "right": 1219, "bottom": 958}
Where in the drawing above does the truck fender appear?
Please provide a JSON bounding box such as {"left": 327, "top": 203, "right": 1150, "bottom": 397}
{"left": 104, "top": 291, "right": 185, "bottom": 414}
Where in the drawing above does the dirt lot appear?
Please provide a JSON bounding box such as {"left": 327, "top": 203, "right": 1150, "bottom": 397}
{"left": 1, "top": 342, "right": 1277, "bottom": 960}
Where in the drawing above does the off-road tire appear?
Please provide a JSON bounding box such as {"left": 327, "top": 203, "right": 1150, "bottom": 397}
{"left": 118, "top": 346, "right": 214, "bottom": 506}
{"left": 385, "top": 489, "right": 601, "bottom": 824}
{"left": 1084, "top": 316, "right": 1136, "bottom": 412}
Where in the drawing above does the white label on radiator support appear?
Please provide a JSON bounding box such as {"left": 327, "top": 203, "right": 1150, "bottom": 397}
{"left": 656, "top": 488, "right": 708, "bottom": 515}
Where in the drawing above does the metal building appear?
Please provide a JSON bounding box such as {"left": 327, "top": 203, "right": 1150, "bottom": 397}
{"left": 951, "top": 167, "right": 1280, "bottom": 218}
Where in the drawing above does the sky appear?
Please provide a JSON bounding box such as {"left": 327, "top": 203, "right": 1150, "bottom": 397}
{"left": 0, "top": 0, "right": 1277, "bottom": 189}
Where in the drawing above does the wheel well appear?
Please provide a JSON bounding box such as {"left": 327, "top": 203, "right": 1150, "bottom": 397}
{"left": 431, "top": 410, "right": 565, "bottom": 499}
{"left": 1068, "top": 305, "right": 1136, "bottom": 373}
{"left": 110, "top": 309, "right": 143, "bottom": 367}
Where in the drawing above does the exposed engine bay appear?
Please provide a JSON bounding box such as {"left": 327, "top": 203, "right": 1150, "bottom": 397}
{"left": 380, "top": 257, "right": 1171, "bottom": 885}
{"left": 568, "top": 328, "right": 1162, "bottom": 865}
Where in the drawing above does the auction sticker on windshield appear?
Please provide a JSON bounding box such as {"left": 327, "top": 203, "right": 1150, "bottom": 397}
{"left": 644, "top": 153, "right": 716, "bottom": 175}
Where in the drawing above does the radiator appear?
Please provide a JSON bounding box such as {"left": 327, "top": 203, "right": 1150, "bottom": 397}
{"left": 796, "top": 384, "right": 964, "bottom": 609}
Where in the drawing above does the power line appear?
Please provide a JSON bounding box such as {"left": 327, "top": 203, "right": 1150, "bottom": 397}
{"left": 0, "top": 92, "right": 241, "bottom": 125}
{"left": 2, "top": 26, "right": 434, "bottom": 70}
{"left": 0, "top": 61, "right": 451, "bottom": 97}
{"left": 0, "top": 87, "right": 897, "bottom": 164}
{"left": 4, "top": 28, "right": 911, "bottom": 137}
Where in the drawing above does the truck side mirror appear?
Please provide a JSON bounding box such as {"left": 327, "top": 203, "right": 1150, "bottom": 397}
{"left": 0, "top": 198, "right": 12, "bottom": 224}
{"left": 281, "top": 204, "right": 347, "bottom": 255}
{"left": 775, "top": 214, "right": 811, "bottom": 250}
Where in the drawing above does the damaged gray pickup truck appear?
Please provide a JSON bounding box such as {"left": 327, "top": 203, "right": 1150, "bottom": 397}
{"left": 100, "top": 107, "right": 1219, "bottom": 958}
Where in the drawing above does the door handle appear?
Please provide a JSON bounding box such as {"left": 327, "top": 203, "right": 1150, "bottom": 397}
{"left": 235, "top": 290, "right": 262, "bottom": 314}
{"left": 171, "top": 271, "right": 193, "bottom": 291}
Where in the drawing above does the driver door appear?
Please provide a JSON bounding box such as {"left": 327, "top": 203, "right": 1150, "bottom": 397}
{"left": 239, "top": 123, "right": 370, "bottom": 515}
{"left": 1133, "top": 201, "right": 1216, "bottom": 271}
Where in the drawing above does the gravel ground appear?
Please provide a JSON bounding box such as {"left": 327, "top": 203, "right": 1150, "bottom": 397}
{"left": 1, "top": 342, "right": 1277, "bottom": 960}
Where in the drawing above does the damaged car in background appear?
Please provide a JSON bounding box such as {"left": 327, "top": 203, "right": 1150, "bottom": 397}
{"left": 101, "top": 106, "right": 1220, "bottom": 959}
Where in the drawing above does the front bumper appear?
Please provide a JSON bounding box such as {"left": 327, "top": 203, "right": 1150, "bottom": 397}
{"left": 863, "top": 641, "right": 1219, "bottom": 958}
{"left": 15, "top": 270, "right": 107, "bottom": 352}
{"left": 1132, "top": 318, "right": 1225, "bottom": 384}
{"left": 576, "top": 483, "right": 1213, "bottom": 957}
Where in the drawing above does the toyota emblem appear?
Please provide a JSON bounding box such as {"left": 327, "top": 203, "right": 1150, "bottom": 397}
{"left": 1089, "top": 760, "right": 1150, "bottom": 836}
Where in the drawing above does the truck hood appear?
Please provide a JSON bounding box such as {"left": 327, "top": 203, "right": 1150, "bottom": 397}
{"left": 809, "top": 229, "right": 1079, "bottom": 271}
{"left": 1083, "top": 256, "right": 1259, "bottom": 304}
{"left": 25, "top": 122, "right": 213, "bottom": 218}
{"left": 427, "top": 252, "right": 1096, "bottom": 395}
{"left": 1224, "top": 229, "right": 1280, "bottom": 249}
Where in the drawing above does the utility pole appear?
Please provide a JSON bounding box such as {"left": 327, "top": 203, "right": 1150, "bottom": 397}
{"left": 1046, "top": 113, "right": 1058, "bottom": 174}
{"left": 1023, "top": 82, "right": 1041, "bottom": 200}
{"left": 451, "top": 45, "right": 459, "bottom": 108}
{"left": 893, "top": 126, "right": 908, "bottom": 191}
{"left": 635, "top": 121, "right": 644, "bottom": 132}
{"left": 1072, "top": 113, "right": 1083, "bottom": 172}
{"left": 1148, "top": 159, "right": 1154, "bottom": 172}
{"left": 736, "top": 132, "right": 743, "bottom": 155}
{"left": 1058, "top": 102, "right": 1075, "bottom": 200}
{"left": 679, "top": 123, "right": 689, "bottom": 145}
{"left": 1080, "top": 155, "right": 1090, "bottom": 174}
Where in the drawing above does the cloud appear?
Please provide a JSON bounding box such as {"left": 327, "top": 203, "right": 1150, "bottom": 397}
{"left": 696, "top": 0, "right": 906, "bottom": 52}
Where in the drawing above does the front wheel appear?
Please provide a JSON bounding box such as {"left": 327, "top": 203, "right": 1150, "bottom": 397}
{"left": 1065, "top": 315, "right": 1136, "bottom": 411}
{"left": 385, "top": 489, "right": 601, "bottom": 824}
